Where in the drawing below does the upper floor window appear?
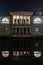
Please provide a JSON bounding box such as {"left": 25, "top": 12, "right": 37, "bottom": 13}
{"left": 2, "top": 17, "right": 10, "bottom": 24}
{"left": 2, "top": 51, "right": 9, "bottom": 58}
{"left": 34, "top": 17, "right": 41, "bottom": 24}
{"left": 26, "top": 16, "right": 30, "bottom": 24}
{"left": 13, "top": 15, "right": 30, "bottom": 25}
{"left": 13, "top": 16, "right": 16, "bottom": 24}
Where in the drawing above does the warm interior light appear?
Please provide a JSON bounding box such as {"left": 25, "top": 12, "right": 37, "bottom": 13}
{"left": 34, "top": 17, "right": 41, "bottom": 24}
{"left": 26, "top": 16, "right": 30, "bottom": 24}
{"left": 20, "top": 16, "right": 23, "bottom": 19}
{"left": 2, "top": 51, "right": 9, "bottom": 58}
{"left": 24, "top": 16, "right": 26, "bottom": 19}
{"left": 17, "top": 16, "right": 19, "bottom": 19}
{"left": 34, "top": 51, "right": 41, "bottom": 58}
{"left": 13, "top": 51, "right": 16, "bottom": 56}
{"left": 13, "top": 15, "right": 16, "bottom": 24}
{"left": 24, "top": 51, "right": 26, "bottom": 55}
{"left": 16, "top": 51, "right": 19, "bottom": 56}
{"left": 13, "top": 16, "right": 16, "bottom": 19}
{"left": 2, "top": 17, "right": 10, "bottom": 24}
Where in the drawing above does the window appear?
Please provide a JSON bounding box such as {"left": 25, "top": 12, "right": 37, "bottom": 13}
{"left": 19, "top": 19, "right": 22, "bottom": 24}
{"left": 2, "top": 17, "right": 10, "bottom": 24}
{"left": 13, "top": 51, "right": 17, "bottom": 56}
{"left": 23, "top": 19, "right": 26, "bottom": 24}
{"left": 13, "top": 15, "right": 30, "bottom": 25}
{"left": 14, "top": 19, "right": 16, "bottom": 24}
{"left": 20, "top": 16, "right": 23, "bottom": 24}
{"left": 13, "top": 16, "right": 16, "bottom": 24}
{"left": 26, "top": 19, "right": 30, "bottom": 24}
{"left": 13, "top": 16, "right": 17, "bottom": 24}
{"left": 16, "top": 51, "right": 19, "bottom": 56}
{"left": 34, "top": 51, "right": 41, "bottom": 58}
{"left": 13, "top": 51, "right": 19, "bottom": 56}
{"left": 22, "top": 19, "right": 24, "bottom": 24}
{"left": 34, "top": 17, "right": 42, "bottom": 24}
{"left": 26, "top": 16, "right": 30, "bottom": 24}
{"left": 24, "top": 51, "right": 26, "bottom": 55}
{"left": 20, "top": 16, "right": 23, "bottom": 19}
{"left": 13, "top": 15, "right": 20, "bottom": 24}
{"left": 24, "top": 16, "right": 26, "bottom": 24}
{"left": 2, "top": 51, "right": 9, "bottom": 58}
{"left": 17, "top": 16, "right": 19, "bottom": 19}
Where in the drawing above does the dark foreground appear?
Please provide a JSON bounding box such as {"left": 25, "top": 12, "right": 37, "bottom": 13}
{"left": 0, "top": 37, "right": 43, "bottom": 65}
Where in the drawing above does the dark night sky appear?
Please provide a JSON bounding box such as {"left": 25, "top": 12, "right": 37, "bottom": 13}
{"left": 0, "top": 0, "right": 43, "bottom": 15}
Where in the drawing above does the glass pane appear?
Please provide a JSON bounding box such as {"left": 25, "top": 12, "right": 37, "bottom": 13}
{"left": 2, "top": 51, "right": 9, "bottom": 58}
{"left": 27, "top": 16, "right": 30, "bottom": 24}
{"left": 17, "top": 16, "right": 19, "bottom": 19}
